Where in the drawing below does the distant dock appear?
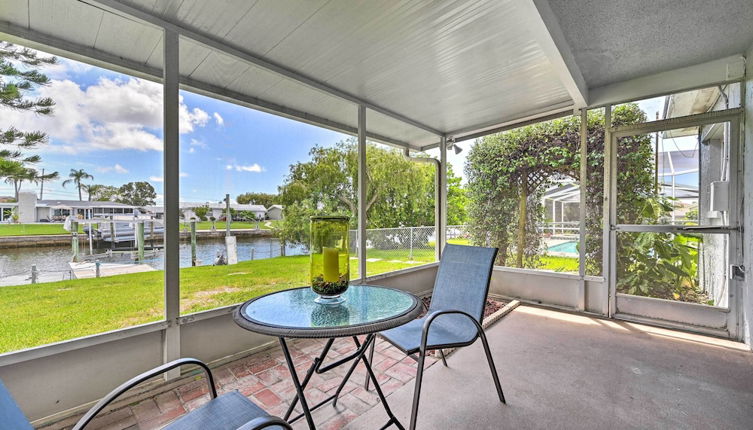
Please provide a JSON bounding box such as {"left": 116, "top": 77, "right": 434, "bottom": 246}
{"left": 68, "top": 261, "right": 156, "bottom": 279}
{"left": 0, "top": 228, "right": 274, "bottom": 249}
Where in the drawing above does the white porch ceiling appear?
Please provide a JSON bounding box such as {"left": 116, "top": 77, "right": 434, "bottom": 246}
{"left": 0, "top": 0, "right": 751, "bottom": 148}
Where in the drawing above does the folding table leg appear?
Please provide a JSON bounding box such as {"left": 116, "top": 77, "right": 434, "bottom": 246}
{"left": 279, "top": 337, "right": 316, "bottom": 430}
{"left": 356, "top": 335, "right": 407, "bottom": 430}
{"left": 364, "top": 337, "right": 375, "bottom": 390}
{"left": 283, "top": 338, "right": 334, "bottom": 421}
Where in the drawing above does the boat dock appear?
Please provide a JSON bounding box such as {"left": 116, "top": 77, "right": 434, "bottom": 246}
{"left": 68, "top": 261, "right": 156, "bottom": 279}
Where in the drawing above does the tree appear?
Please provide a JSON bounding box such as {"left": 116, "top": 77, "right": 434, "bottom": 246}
{"left": 1, "top": 161, "right": 29, "bottom": 200}
{"left": 1, "top": 164, "right": 58, "bottom": 200}
{"left": 0, "top": 42, "right": 58, "bottom": 193}
{"left": 280, "top": 138, "right": 465, "bottom": 222}
{"left": 62, "top": 168, "right": 94, "bottom": 201}
{"left": 193, "top": 205, "right": 210, "bottom": 221}
{"left": 84, "top": 184, "right": 119, "bottom": 201}
{"left": 276, "top": 138, "right": 464, "bottom": 245}
{"left": 236, "top": 192, "right": 278, "bottom": 208}
{"left": 464, "top": 104, "right": 703, "bottom": 302}
{"left": 465, "top": 105, "right": 653, "bottom": 268}
{"left": 117, "top": 181, "right": 156, "bottom": 207}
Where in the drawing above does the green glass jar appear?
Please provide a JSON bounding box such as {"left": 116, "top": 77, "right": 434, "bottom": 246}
{"left": 310, "top": 216, "right": 350, "bottom": 304}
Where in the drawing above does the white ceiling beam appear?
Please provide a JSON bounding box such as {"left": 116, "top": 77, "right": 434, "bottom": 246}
{"left": 520, "top": 0, "right": 588, "bottom": 108}
{"left": 588, "top": 55, "right": 746, "bottom": 108}
{"left": 79, "top": 0, "right": 445, "bottom": 137}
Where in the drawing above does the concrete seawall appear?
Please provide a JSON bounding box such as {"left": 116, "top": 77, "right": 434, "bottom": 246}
{"left": 0, "top": 229, "right": 276, "bottom": 249}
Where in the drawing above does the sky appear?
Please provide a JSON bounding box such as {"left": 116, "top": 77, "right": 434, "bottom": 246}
{"left": 0, "top": 49, "right": 348, "bottom": 204}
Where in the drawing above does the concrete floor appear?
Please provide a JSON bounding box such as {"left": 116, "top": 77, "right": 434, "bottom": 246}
{"left": 347, "top": 306, "right": 753, "bottom": 430}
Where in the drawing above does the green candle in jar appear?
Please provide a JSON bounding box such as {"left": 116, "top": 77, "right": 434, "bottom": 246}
{"left": 322, "top": 247, "right": 340, "bottom": 282}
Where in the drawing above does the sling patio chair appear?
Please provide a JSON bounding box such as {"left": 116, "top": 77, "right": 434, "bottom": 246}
{"left": 375, "top": 244, "right": 506, "bottom": 430}
{"left": 0, "top": 358, "right": 291, "bottom": 430}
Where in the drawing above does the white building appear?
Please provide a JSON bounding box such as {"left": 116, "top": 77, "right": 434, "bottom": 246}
{"left": 145, "top": 202, "right": 267, "bottom": 221}
{"left": 266, "top": 205, "right": 284, "bottom": 220}
{"left": 1, "top": 192, "right": 136, "bottom": 223}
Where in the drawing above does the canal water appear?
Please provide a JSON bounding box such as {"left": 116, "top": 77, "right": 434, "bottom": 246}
{"left": 0, "top": 236, "right": 307, "bottom": 280}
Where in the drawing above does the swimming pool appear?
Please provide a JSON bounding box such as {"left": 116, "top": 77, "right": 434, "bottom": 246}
{"left": 547, "top": 241, "right": 578, "bottom": 254}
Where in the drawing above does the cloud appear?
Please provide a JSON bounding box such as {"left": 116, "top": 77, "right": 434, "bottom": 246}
{"left": 96, "top": 163, "right": 129, "bottom": 174}
{"left": 213, "top": 112, "right": 224, "bottom": 126}
{"left": 180, "top": 172, "right": 189, "bottom": 177}
{"left": 0, "top": 74, "right": 211, "bottom": 153}
{"left": 225, "top": 163, "right": 264, "bottom": 173}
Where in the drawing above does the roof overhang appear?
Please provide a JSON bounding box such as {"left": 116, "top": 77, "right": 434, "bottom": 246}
{"left": 0, "top": 0, "right": 749, "bottom": 148}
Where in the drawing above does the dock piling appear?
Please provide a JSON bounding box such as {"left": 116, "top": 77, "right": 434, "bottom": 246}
{"left": 109, "top": 219, "right": 117, "bottom": 245}
{"left": 31, "top": 265, "right": 38, "bottom": 284}
{"left": 225, "top": 193, "right": 231, "bottom": 236}
{"left": 95, "top": 260, "right": 101, "bottom": 278}
{"left": 71, "top": 220, "right": 79, "bottom": 262}
{"left": 190, "top": 221, "right": 197, "bottom": 266}
{"left": 136, "top": 221, "right": 145, "bottom": 262}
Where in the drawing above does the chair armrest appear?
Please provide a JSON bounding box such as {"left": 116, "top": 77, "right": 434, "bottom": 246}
{"left": 236, "top": 415, "right": 293, "bottom": 430}
{"left": 73, "top": 358, "right": 217, "bottom": 430}
{"left": 420, "top": 310, "right": 484, "bottom": 353}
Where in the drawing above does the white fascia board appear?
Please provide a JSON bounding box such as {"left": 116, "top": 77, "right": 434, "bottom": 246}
{"left": 589, "top": 55, "right": 746, "bottom": 108}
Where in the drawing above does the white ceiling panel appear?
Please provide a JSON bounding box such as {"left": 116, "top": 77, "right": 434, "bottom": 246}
{"left": 187, "top": 50, "right": 251, "bottom": 89}
{"left": 28, "top": 0, "right": 103, "bottom": 48}
{"left": 168, "top": 0, "right": 258, "bottom": 39}
{"left": 7, "top": 0, "right": 748, "bottom": 149}
{"left": 257, "top": 76, "right": 357, "bottom": 127}
{"left": 177, "top": 37, "right": 210, "bottom": 77}
{"left": 94, "top": 12, "right": 162, "bottom": 66}
{"left": 225, "top": 63, "right": 284, "bottom": 100}
{"left": 0, "top": 0, "right": 30, "bottom": 28}
{"left": 223, "top": 0, "right": 330, "bottom": 57}
{"left": 254, "top": 0, "right": 571, "bottom": 133}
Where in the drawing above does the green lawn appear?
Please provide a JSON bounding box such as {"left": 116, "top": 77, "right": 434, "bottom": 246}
{"left": 0, "top": 223, "right": 83, "bottom": 236}
{"left": 0, "top": 255, "right": 424, "bottom": 353}
{"left": 0, "top": 233, "right": 579, "bottom": 353}
{"left": 538, "top": 256, "right": 579, "bottom": 272}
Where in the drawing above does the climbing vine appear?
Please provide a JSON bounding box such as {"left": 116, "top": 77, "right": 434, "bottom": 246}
{"left": 465, "top": 103, "right": 707, "bottom": 303}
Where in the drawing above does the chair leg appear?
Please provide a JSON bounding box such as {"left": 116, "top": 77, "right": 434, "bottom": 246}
{"left": 438, "top": 349, "right": 448, "bottom": 367}
{"left": 409, "top": 348, "right": 427, "bottom": 430}
{"left": 478, "top": 329, "right": 505, "bottom": 404}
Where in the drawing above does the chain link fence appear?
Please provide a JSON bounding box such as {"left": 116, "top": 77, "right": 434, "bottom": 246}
{"left": 361, "top": 226, "right": 436, "bottom": 263}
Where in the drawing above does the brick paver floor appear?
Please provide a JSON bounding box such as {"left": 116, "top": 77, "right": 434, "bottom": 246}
{"left": 40, "top": 336, "right": 437, "bottom": 430}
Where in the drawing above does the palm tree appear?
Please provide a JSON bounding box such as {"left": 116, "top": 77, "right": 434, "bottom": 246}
{"left": 62, "top": 168, "right": 93, "bottom": 201}
{"left": 83, "top": 184, "right": 100, "bottom": 202}
{"left": 1, "top": 162, "right": 32, "bottom": 200}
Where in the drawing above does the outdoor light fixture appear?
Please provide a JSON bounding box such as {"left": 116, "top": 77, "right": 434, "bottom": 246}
{"left": 448, "top": 138, "right": 463, "bottom": 155}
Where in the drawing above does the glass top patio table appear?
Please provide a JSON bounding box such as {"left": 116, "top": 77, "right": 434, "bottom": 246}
{"left": 234, "top": 285, "right": 422, "bottom": 338}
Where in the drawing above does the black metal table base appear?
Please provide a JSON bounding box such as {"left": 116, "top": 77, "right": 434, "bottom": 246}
{"left": 279, "top": 334, "right": 405, "bottom": 430}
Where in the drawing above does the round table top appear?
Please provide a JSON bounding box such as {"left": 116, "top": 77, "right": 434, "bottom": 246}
{"left": 233, "top": 285, "right": 422, "bottom": 338}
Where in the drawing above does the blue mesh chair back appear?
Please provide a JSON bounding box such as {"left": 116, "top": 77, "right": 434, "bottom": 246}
{"left": 0, "top": 379, "right": 33, "bottom": 429}
{"left": 429, "top": 244, "right": 498, "bottom": 322}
